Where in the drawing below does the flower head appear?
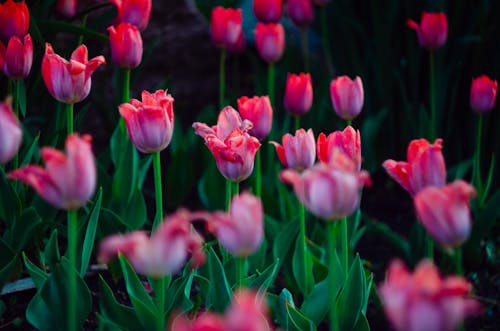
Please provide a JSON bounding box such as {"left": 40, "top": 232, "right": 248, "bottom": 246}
{"left": 0, "top": 0, "right": 29, "bottom": 42}
{"left": 317, "top": 126, "right": 361, "bottom": 170}
{"left": 0, "top": 97, "right": 22, "bottom": 165}
{"left": 330, "top": 76, "right": 364, "bottom": 120}
{"left": 271, "top": 128, "right": 316, "bottom": 171}
{"left": 407, "top": 12, "right": 448, "bottom": 50}
{"left": 470, "top": 75, "right": 497, "bottom": 113}
{"left": 237, "top": 95, "right": 273, "bottom": 141}
{"left": 254, "top": 22, "right": 285, "bottom": 64}
{"left": 284, "top": 73, "right": 313, "bottom": 116}
{"left": 110, "top": 0, "right": 152, "bottom": 31}
{"left": 0, "top": 33, "right": 32, "bottom": 80}
{"left": 108, "top": 23, "right": 143, "bottom": 69}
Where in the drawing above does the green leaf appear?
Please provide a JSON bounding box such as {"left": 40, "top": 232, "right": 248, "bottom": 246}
{"left": 22, "top": 252, "right": 47, "bottom": 289}
{"left": 37, "top": 20, "right": 109, "bottom": 42}
{"left": 336, "top": 255, "right": 366, "bottom": 331}
{"left": 137, "top": 155, "right": 153, "bottom": 190}
{"left": 20, "top": 135, "right": 40, "bottom": 166}
{"left": 18, "top": 80, "right": 27, "bottom": 117}
{"left": 273, "top": 220, "right": 299, "bottom": 264}
{"left": 206, "top": 247, "right": 232, "bottom": 312}
{"left": 353, "top": 313, "right": 370, "bottom": 331}
{"left": 248, "top": 258, "right": 279, "bottom": 293}
{"left": 0, "top": 239, "right": 16, "bottom": 288}
{"left": 80, "top": 188, "right": 102, "bottom": 276}
{"left": 118, "top": 256, "right": 157, "bottom": 314}
{"left": 197, "top": 162, "right": 225, "bottom": 210}
{"left": 278, "top": 289, "right": 316, "bottom": 331}
{"left": 8, "top": 207, "right": 41, "bottom": 252}
{"left": 124, "top": 189, "right": 147, "bottom": 230}
{"left": 292, "top": 232, "right": 314, "bottom": 296}
{"left": 110, "top": 126, "right": 139, "bottom": 204}
{"left": 0, "top": 168, "right": 21, "bottom": 227}
{"left": 44, "top": 229, "right": 60, "bottom": 269}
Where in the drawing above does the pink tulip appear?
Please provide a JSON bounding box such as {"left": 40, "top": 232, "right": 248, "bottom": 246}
{"left": 98, "top": 210, "right": 206, "bottom": 278}
{"left": 0, "top": 0, "right": 29, "bottom": 42}
{"left": 330, "top": 76, "right": 364, "bottom": 120}
{"left": 55, "top": 0, "right": 77, "bottom": 18}
{"left": 0, "top": 34, "right": 32, "bottom": 80}
{"left": 253, "top": 0, "right": 282, "bottom": 23}
{"left": 108, "top": 23, "right": 143, "bottom": 69}
{"left": 42, "top": 43, "right": 106, "bottom": 104}
{"left": 407, "top": 12, "right": 448, "bottom": 50}
{"left": 8, "top": 134, "right": 96, "bottom": 210}
{"left": 170, "top": 312, "right": 225, "bottom": 331}
{"left": 227, "top": 28, "right": 246, "bottom": 55}
{"left": 414, "top": 180, "right": 476, "bottom": 248}
{"left": 254, "top": 22, "right": 285, "bottom": 64}
{"left": 210, "top": 7, "right": 243, "bottom": 50}
{"left": 287, "top": 0, "right": 314, "bottom": 26}
{"left": 270, "top": 128, "right": 315, "bottom": 171}
{"left": 0, "top": 97, "right": 22, "bottom": 165}
{"left": 383, "top": 138, "right": 446, "bottom": 196}
{"left": 317, "top": 126, "right": 361, "bottom": 170}
{"left": 110, "top": 0, "right": 152, "bottom": 31}
{"left": 379, "top": 259, "right": 481, "bottom": 331}
{"left": 119, "top": 89, "right": 174, "bottom": 153}
{"left": 284, "top": 73, "right": 313, "bottom": 116}
{"left": 237, "top": 95, "right": 273, "bottom": 141}
{"left": 193, "top": 107, "right": 261, "bottom": 182}
{"left": 225, "top": 289, "right": 271, "bottom": 331}
{"left": 470, "top": 75, "right": 497, "bottom": 113}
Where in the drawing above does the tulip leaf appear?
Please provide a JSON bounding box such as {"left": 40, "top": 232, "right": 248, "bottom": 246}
{"left": 20, "top": 134, "right": 40, "bottom": 167}
{"left": 165, "top": 271, "right": 195, "bottom": 313}
{"left": 292, "top": 230, "right": 314, "bottom": 296}
{"left": 272, "top": 219, "right": 299, "bottom": 265}
{"left": 0, "top": 239, "right": 17, "bottom": 289}
{"left": 277, "top": 289, "right": 316, "bottom": 331}
{"left": 44, "top": 229, "right": 60, "bottom": 269}
{"left": 248, "top": 258, "right": 279, "bottom": 293}
{"left": 206, "top": 247, "right": 232, "bottom": 312}
{"left": 353, "top": 313, "right": 370, "bottom": 331}
{"left": 336, "top": 255, "right": 366, "bottom": 331}
{"left": 125, "top": 189, "right": 147, "bottom": 230}
{"left": 79, "top": 188, "right": 102, "bottom": 276}
{"left": 7, "top": 207, "right": 41, "bottom": 253}
{"left": 22, "top": 252, "right": 47, "bottom": 290}
{"left": 0, "top": 168, "right": 21, "bottom": 227}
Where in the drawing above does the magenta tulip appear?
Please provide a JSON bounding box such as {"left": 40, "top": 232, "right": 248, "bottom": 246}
{"left": 253, "top": 0, "right": 282, "bottom": 23}
{"left": 108, "top": 23, "right": 143, "bottom": 69}
{"left": 317, "top": 126, "right": 361, "bottom": 170}
{"left": 330, "top": 76, "right": 364, "bottom": 120}
{"left": 0, "top": 97, "right": 22, "bottom": 165}
{"left": 0, "top": 34, "right": 32, "bottom": 80}
{"left": 284, "top": 72, "right": 313, "bottom": 116}
{"left": 237, "top": 95, "right": 273, "bottom": 141}
{"left": 470, "top": 75, "right": 497, "bottom": 113}
{"left": 270, "top": 128, "right": 316, "bottom": 171}
{"left": 407, "top": 12, "right": 448, "bottom": 50}
{"left": 254, "top": 22, "right": 285, "bottom": 64}
{"left": 110, "top": 0, "right": 152, "bottom": 31}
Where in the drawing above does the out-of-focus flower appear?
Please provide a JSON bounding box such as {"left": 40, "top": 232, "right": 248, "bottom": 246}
{"left": 383, "top": 138, "right": 446, "bottom": 196}
{"left": 330, "top": 76, "right": 364, "bottom": 120}
{"left": 8, "top": 134, "right": 96, "bottom": 210}
{"left": 225, "top": 289, "right": 271, "bottom": 331}
{"left": 270, "top": 128, "right": 315, "bottom": 171}
{"left": 170, "top": 312, "right": 225, "bottom": 331}
{"left": 254, "top": 22, "right": 285, "bottom": 64}
{"left": 227, "top": 28, "right": 246, "bottom": 55}
{"left": 0, "top": 97, "right": 22, "bottom": 165}
{"left": 470, "top": 75, "right": 497, "bottom": 113}
{"left": 42, "top": 43, "right": 106, "bottom": 104}
{"left": 211, "top": 7, "right": 244, "bottom": 51}
{"left": 55, "top": 0, "right": 77, "bottom": 18}
{"left": 237, "top": 95, "right": 273, "bottom": 141}
{"left": 253, "top": 0, "right": 282, "bottom": 23}
{"left": 108, "top": 23, "right": 143, "bottom": 69}
{"left": 287, "top": 0, "right": 314, "bottom": 26}
{"left": 0, "top": 34, "right": 32, "bottom": 79}
{"left": 0, "top": 0, "right": 29, "bottom": 42}
{"left": 379, "top": 259, "right": 481, "bottom": 331}
{"left": 317, "top": 126, "right": 361, "bottom": 170}
{"left": 284, "top": 73, "right": 313, "bottom": 116}
{"left": 110, "top": 0, "right": 152, "bottom": 31}
{"left": 407, "top": 12, "right": 448, "bottom": 50}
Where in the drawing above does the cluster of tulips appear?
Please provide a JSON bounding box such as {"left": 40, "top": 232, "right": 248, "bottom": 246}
{"left": 0, "top": 0, "right": 498, "bottom": 331}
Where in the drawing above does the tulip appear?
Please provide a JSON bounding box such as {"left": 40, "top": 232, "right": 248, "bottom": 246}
{"left": 210, "top": 7, "right": 243, "bottom": 50}
{"left": 254, "top": 23, "right": 285, "bottom": 64}
{"left": 108, "top": 23, "right": 143, "bottom": 69}
{"left": 42, "top": 43, "right": 106, "bottom": 104}
{"left": 383, "top": 138, "right": 446, "bottom": 196}
{"left": 0, "top": 97, "right": 22, "bottom": 165}
{"left": 253, "top": 0, "right": 282, "bottom": 22}
{"left": 119, "top": 89, "right": 174, "bottom": 153}
{"left": 110, "top": 0, "right": 152, "bottom": 31}
{"left": 330, "top": 76, "right": 364, "bottom": 120}
{"left": 284, "top": 73, "right": 313, "bottom": 116}
{"left": 225, "top": 289, "right": 271, "bottom": 331}
{"left": 8, "top": 134, "right": 96, "bottom": 210}
{"left": 407, "top": 12, "right": 448, "bottom": 50}
{"left": 193, "top": 107, "right": 261, "bottom": 182}
{"left": 55, "top": 0, "right": 77, "bottom": 18}
{"left": 270, "top": 128, "right": 315, "bottom": 171}
{"left": 0, "top": 34, "right": 32, "bottom": 80}
{"left": 414, "top": 180, "right": 476, "bottom": 248}
{"left": 170, "top": 312, "right": 225, "bottom": 331}
{"left": 317, "top": 126, "right": 361, "bottom": 170}
{"left": 227, "top": 28, "right": 246, "bottom": 55}
{"left": 237, "top": 95, "right": 273, "bottom": 141}
{"left": 470, "top": 75, "right": 497, "bottom": 113}
{"left": 0, "top": 0, "right": 29, "bottom": 42}
{"left": 379, "top": 259, "right": 481, "bottom": 331}
{"left": 287, "top": 0, "right": 314, "bottom": 27}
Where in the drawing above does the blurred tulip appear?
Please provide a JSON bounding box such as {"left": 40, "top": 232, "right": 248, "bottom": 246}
{"left": 225, "top": 289, "right": 271, "bottom": 331}
{"left": 317, "top": 126, "right": 361, "bottom": 170}
{"left": 55, "top": 0, "right": 77, "bottom": 18}
{"left": 119, "top": 89, "right": 174, "bottom": 153}
{"left": 330, "top": 76, "right": 364, "bottom": 120}
{"left": 253, "top": 0, "right": 282, "bottom": 22}
{"left": 383, "top": 138, "right": 446, "bottom": 196}
{"left": 284, "top": 73, "right": 313, "bottom": 116}
{"left": 108, "top": 23, "right": 143, "bottom": 69}
{"left": 0, "top": 97, "right": 22, "bottom": 165}
{"left": 470, "top": 75, "right": 497, "bottom": 113}
{"left": 379, "top": 259, "right": 481, "bottom": 331}
{"left": 170, "top": 312, "right": 225, "bottom": 331}
{"left": 8, "top": 134, "right": 96, "bottom": 210}
{"left": 414, "top": 180, "right": 476, "bottom": 248}
{"left": 0, "top": 0, "right": 29, "bottom": 42}
{"left": 237, "top": 95, "right": 273, "bottom": 140}
{"left": 254, "top": 22, "right": 285, "bottom": 64}
{"left": 110, "top": 0, "right": 152, "bottom": 31}
{"left": 211, "top": 7, "right": 243, "bottom": 50}
{"left": 227, "top": 28, "right": 246, "bottom": 55}
{"left": 42, "top": 43, "right": 106, "bottom": 104}
{"left": 270, "top": 128, "right": 315, "bottom": 171}
{"left": 0, "top": 34, "right": 32, "bottom": 79}
{"left": 407, "top": 12, "right": 448, "bottom": 50}
{"left": 193, "top": 107, "right": 261, "bottom": 182}
{"left": 287, "top": 0, "right": 314, "bottom": 27}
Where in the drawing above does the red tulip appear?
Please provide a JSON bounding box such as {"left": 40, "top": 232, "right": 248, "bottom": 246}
{"left": 383, "top": 138, "right": 446, "bottom": 196}
{"left": 0, "top": 34, "right": 32, "bottom": 79}
{"left": 407, "top": 12, "right": 448, "bottom": 50}
{"left": 119, "top": 89, "right": 174, "bottom": 153}
{"left": 55, "top": 0, "right": 77, "bottom": 18}
{"left": 0, "top": 0, "right": 29, "bottom": 42}
{"left": 287, "top": 0, "right": 314, "bottom": 27}
{"left": 237, "top": 95, "right": 273, "bottom": 140}
{"left": 225, "top": 290, "right": 271, "bottom": 331}
{"left": 253, "top": 0, "right": 282, "bottom": 23}
{"left": 470, "top": 75, "right": 497, "bottom": 113}
{"left": 0, "top": 97, "right": 22, "bottom": 165}
{"left": 170, "top": 312, "right": 225, "bottom": 331}
{"left": 317, "top": 126, "right": 361, "bottom": 170}
{"left": 330, "top": 75, "right": 364, "bottom": 120}
{"left": 42, "top": 43, "right": 106, "bottom": 104}
{"left": 271, "top": 128, "right": 316, "bottom": 171}
{"left": 379, "top": 259, "right": 480, "bottom": 331}
{"left": 254, "top": 22, "right": 285, "bottom": 64}
{"left": 110, "top": 0, "right": 152, "bottom": 31}
{"left": 227, "top": 28, "right": 246, "bottom": 55}
{"left": 8, "top": 134, "right": 96, "bottom": 210}
{"left": 108, "top": 23, "right": 143, "bottom": 69}
{"left": 210, "top": 7, "right": 243, "bottom": 50}
{"left": 284, "top": 72, "right": 313, "bottom": 116}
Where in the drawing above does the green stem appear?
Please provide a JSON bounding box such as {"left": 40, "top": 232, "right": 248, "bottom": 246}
{"left": 346, "top": 119, "right": 352, "bottom": 127}
{"left": 268, "top": 63, "right": 275, "bottom": 108}
{"left": 473, "top": 115, "right": 483, "bottom": 193}
{"left": 340, "top": 217, "right": 348, "bottom": 280}
{"left": 226, "top": 180, "right": 232, "bottom": 212}
{"left": 236, "top": 257, "right": 245, "bottom": 288}
{"left": 429, "top": 50, "right": 436, "bottom": 139}
{"left": 320, "top": 6, "right": 334, "bottom": 75}
{"left": 152, "top": 152, "right": 163, "bottom": 230}
{"left": 301, "top": 28, "right": 309, "bottom": 72}
{"left": 120, "top": 68, "right": 131, "bottom": 132}
{"left": 66, "top": 103, "right": 74, "bottom": 134}
{"left": 294, "top": 116, "right": 300, "bottom": 131}
{"left": 233, "top": 181, "right": 239, "bottom": 197}
{"left": 77, "top": 14, "right": 88, "bottom": 46}
{"left": 327, "top": 222, "right": 339, "bottom": 331}
{"left": 454, "top": 248, "right": 463, "bottom": 275}
{"left": 426, "top": 234, "right": 434, "bottom": 260}
{"left": 12, "top": 80, "right": 20, "bottom": 170}
{"left": 255, "top": 150, "right": 262, "bottom": 197}
{"left": 219, "top": 49, "right": 226, "bottom": 109}
{"left": 299, "top": 203, "right": 312, "bottom": 294}
{"left": 67, "top": 210, "right": 78, "bottom": 331}
{"left": 151, "top": 277, "right": 165, "bottom": 331}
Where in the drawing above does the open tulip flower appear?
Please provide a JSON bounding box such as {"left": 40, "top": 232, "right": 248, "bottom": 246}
{"left": 108, "top": 23, "right": 143, "bottom": 69}
{"left": 210, "top": 7, "right": 244, "bottom": 51}
{"left": 271, "top": 128, "right": 316, "bottom": 171}
{"left": 470, "top": 75, "right": 498, "bottom": 113}
{"left": 407, "top": 12, "right": 448, "bottom": 50}
{"left": 0, "top": 0, "right": 30, "bottom": 42}
{"left": 110, "top": 0, "right": 152, "bottom": 31}
{"left": 0, "top": 97, "right": 22, "bottom": 165}
{"left": 0, "top": 34, "right": 32, "bottom": 80}
{"left": 317, "top": 125, "right": 361, "bottom": 170}
{"left": 330, "top": 75, "right": 364, "bottom": 120}
{"left": 237, "top": 95, "right": 273, "bottom": 141}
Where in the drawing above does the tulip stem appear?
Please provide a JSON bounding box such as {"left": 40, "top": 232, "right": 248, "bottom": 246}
{"left": 152, "top": 277, "right": 165, "bottom": 331}
{"left": 152, "top": 151, "right": 163, "bottom": 230}
{"left": 340, "top": 217, "right": 348, "bottom": 280}
{"left": 66, "top": 103, "right": 74, "bottom": 134}
{"left": 346, "top": 119, "right": 352, "bottom": 127}
{"left": 429, "top": 50, "right": 437, "bottom": 139}
{"left": 120, "top": 69, "right": 131, "bottom": 132}
{"left": 454, "top": 248, "right": 463, "bottom": 275}
{"left": 233, "top": 181, "right": 239, "bottom": 197}
{"left": 327, "top": 222, "right": 339, "bottom": 331}
{"left": 77, "top": 14, "right": 88, "bottom": 46}
{"left": 226, "top": 180, "right": 232, "bottom": 212}
{"left": 301, "top": 27, "right": 309, "bottom": 72}
{"left": 299, "top": 203, "right": 313, "bottom": 294}
{"left": 12, "top": 80, "right": 21, "bottom": 170}
{"left": 320, "top": 6, "right": 334, "bottom": 76}
{"left": 219, "top": 49, "right": 226, "bottom": 109}
{"left": 67, "top": 210, "right": 78, "bottom": 331}
{"left": 268, "top": 63, "right": 275, "bottom": 108}
{"left": 255, "top": 150, "right": 262, "bottom": 197}
{"left": 294, "top": 116, "right": 300, "bottom": 131}
{"left": 236, "top": 257, "right": 245, "bottom": 288}
{"left": 426, "top": 234, "right": 434, "bottom": 260}
{"left": 472, "top": 115, "right": 483, "bottom": 194}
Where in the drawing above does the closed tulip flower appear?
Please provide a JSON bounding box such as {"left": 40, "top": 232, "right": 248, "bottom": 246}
{"left": 271, "top": 128, "right": 315, "bottom": 171}
{"left": 211, "top": 7, "right": 243, "bottom": 50}
{"left": 470, "top": 75, "right": 497, "bottom": 113}
{"left": 255, "top": 22, "right": 285, "bottom": 64}
{"left": 55, "top": 0, "right": 77, "bottom": 18}
{"left": 287, "top": 0, "right": 314, "bottom": 27}
{"left": 237, "top": 95, "right": 273, "bottom": 141}
{"left": 8, "top": 134, "right": 96, "bottom": 210}
{"left": 0, "top": 0, "right": 29, "bottom": 42}
{"left": 42, "top": 43, "right": 106, "bottom": 104}
{"left": 330, "top": 76, "right": 364, "bottom": 120}
{"left": 108, "top": 23, "right": 143, "bottom": 69}
{"left": 317, "top": 126, "right": 361, "bottom": 170}
{"left": 110, "top": 0, "right": 152, "bottom": 31}
{"left": 0, "top": 34, "right": 32, "bottom": 80}
{"left": 407, "top": 12, "right": 448, "bottom": 50}
{"left": 0, "top": 97, "right": 22, "bottom": 165}
{"left": 227, "top": 28, "right": 246, "bottom": 55}
{"left": 119, "top": 89, "right": 174, "bottom": 153}
{"left": 253, "top": 0, "right": 282, "bottom": 22}
{"left": 284, "top": 73, "right": 313, "bottom": 116}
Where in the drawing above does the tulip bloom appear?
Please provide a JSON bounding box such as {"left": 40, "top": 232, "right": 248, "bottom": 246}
{"left": 379, "top": 259, "right": 480, "bottom": 331}
{"left": 225, "top": 290, "right": 271, "bottom": 331}
{"left": 0, "top": 0, "right": 30, "bottom": 42}
{"left": 108, "top": 23, "right": 143, "bottom": 69}
{"left": 287, "top": 0, "right": 314, "bottom": 27}
{"left": 0, "top": 34, "right": 32, "bottom": 79}
{"left": 271, "top": 128, "right": 315, "bottom": 171}
{"left": 99, "top": 210, "right": 206, "bottom": 278}
{"left": 383, "top": 138, "right": 446, "bottom": 196}
{"left": 284, "top": 73, "right": 313, "bottom": 116}
{"left": 110, "top": 0, "right": 152, "bottom": 31}
{"left": 119, "top": 89, "right": 174, "bottom": 153}
{"left": 193, "top": 107, "right": 261, "bottom": 182}
{"left": 407, "top": 12, "right": 448, "bottom": 50}
{"left": 42, "top": 43, "right": 106, "bottom": 104}
{"left": 414, "top": 180, "right": 476, "bottom": 248}
{"left": 254, "top": 23, "right": 285, "bottom": 64}
{"left": 227, "top": 29, "right": 246, "bottom": 55}
{"left": 253, "top": 0, "right": 282, "bottom": 23}
{"left": 317, "top": 126, "right": 361, "bottom": 170}
{"left": 55, "top": 0, "right": 77, "bottom": 18}
{"left": 211, "top": 7, "right": 244, "bottom": 50}
{"left": 171, "top": 312, "right": 225, "bottom": 331}
{"left": 8, "top": 134, "right": 96, "bottom": 210}
{"left": 330, "top": 76, "right": 364, "bottom": 120}
{"left": 0, "top": 98, "right": 22, "bottom": 165}
{"left": 237, "top": 95, "right": 273, "bottom": 140}
{"left": 470, "top": 75, "right": 498, "bottom": 113}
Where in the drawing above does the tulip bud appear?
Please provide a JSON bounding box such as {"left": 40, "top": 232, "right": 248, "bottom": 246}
{"left": 254, "top": 22, "right": 285, "bottom": 64}
{"left": 0, "top": 0, "right": 30, "bottom": 42}
{"left": 317, "top": 126, "right": 361, "bottom": 170}
{"left": 287, "top": 0, "right": 314, "bottom": 27}
{"left": 407, "top": 12, "right": 448, "bottom": 50}
{"left": 330, "top": 76, "right": 364, "bottom": 120}
{"left": 0, "top": 97, "right": 22, "bottom": 165}
{"left": 0, "top": 34, "right": 32, "bottom": 80}
{"left": 253, "top": 0, "right": 282, "bottom": 23}
{"left": 108, "top": 23, "right": 143, "bottom": 69}
{"left": 284, "top": 73, "right": 313, "bottom": 116}
{"left": 271, "top": 128, "right": 316, "bottom": 171}
{"left": 210, "top": 7, "right": 244, "bottom": 50}
{"left": 55, "top": 0, "right": 77, "bottom": 18}
{"left": 110, "top": 0, "right": 152, "bottom": 31}
{"left": 237, "top": 95, "right": 273, "bottom": 140}
{"left": 470, "top": 75, "right": 497, "bottom": 113}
